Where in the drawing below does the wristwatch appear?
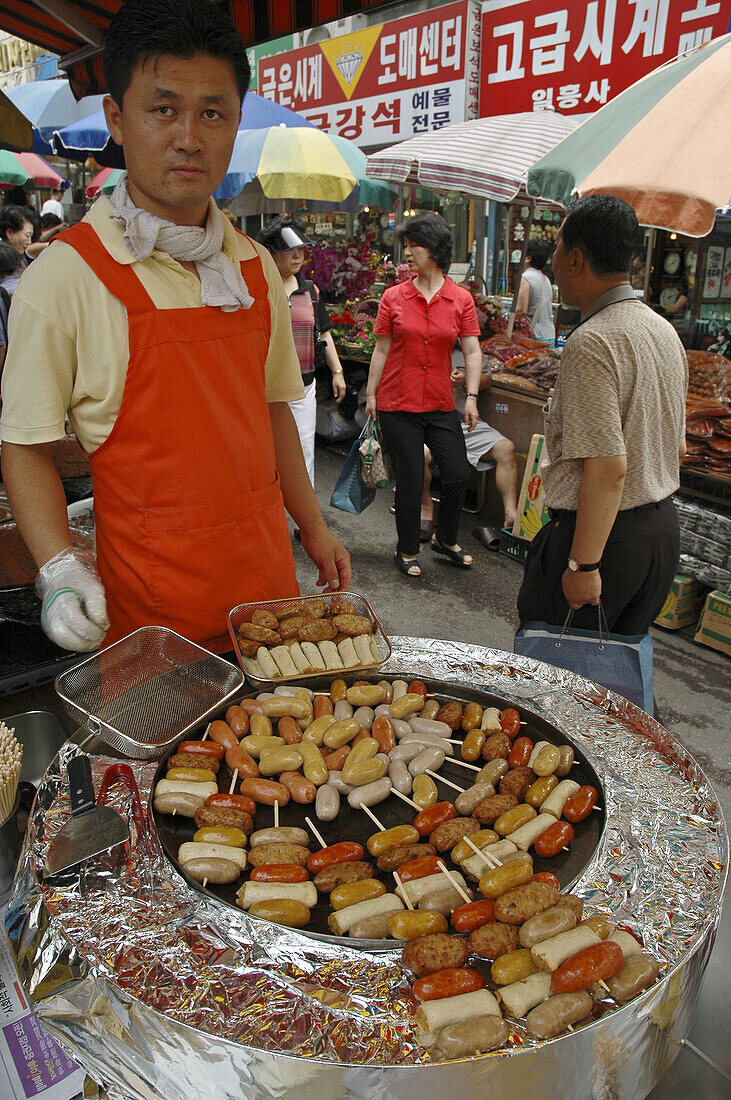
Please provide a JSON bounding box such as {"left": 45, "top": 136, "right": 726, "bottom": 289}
{"left": 568, "top": 557, "right": 601, "bottom": 572}
{"left": 465, "top": 392, "right": 479, "bottom": 399}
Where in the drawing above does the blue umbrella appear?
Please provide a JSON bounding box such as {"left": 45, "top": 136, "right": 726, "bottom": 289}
{"left": 53, "top": 92, "right": 317, "bottom": 168}
{"left": 5, "top": 79, "right": 104, "bottom": 155}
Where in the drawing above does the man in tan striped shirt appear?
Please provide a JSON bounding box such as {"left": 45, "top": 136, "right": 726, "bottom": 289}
{"left": 517, "top": 195, "right": 687, "bottom": 635}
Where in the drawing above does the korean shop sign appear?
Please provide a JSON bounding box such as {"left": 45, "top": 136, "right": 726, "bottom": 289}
{"left": 480, "top": 0, "right": 731, "bottom": 115}
{"left": 258, "top": 1, "right": 480, "bottom": 146}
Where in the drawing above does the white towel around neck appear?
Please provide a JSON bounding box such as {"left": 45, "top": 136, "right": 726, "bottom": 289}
{"left": 108, "top": 173, "right": 254, "bottom": 312}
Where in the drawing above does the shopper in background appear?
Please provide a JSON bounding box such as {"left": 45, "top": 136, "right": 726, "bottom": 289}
{"left": 516, "top": 239, "right": 556, "bottom": 343}
{"left": 0, "top": 244, "right": 16, "bottom": 375}
{"left": 0, "top": 206, "right": 34, "bottom": 294}
{"left": 366, "top": 212, "right": 482, "bottom": 577}
{"left": 517, "top": 195, "right": 687, "bottom": 634}
{"left": 40, "top": 188, "right": 65, "bottom": 220}
{"left": 260, "top": 217, "right": 346, "bottom": 490}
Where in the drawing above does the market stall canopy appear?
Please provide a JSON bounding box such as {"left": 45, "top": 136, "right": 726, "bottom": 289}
{"left": 53, "top": 92, "right": 318, "bottom": 167}
{"left": 365, "top": 113, "right": 581, "bottom": 203}
{"left": 85, "top": 165, "right": 120, "bottom": 197}
{"left": 0, "top": 149, "right": 30, "bottom": 189}
{"left": 0, "top": 1, "right": 395, "bottom": 99}
{"left": 214, "top": 126, "right": 357, "bottom": 204}
{"left": 0, "top": 90, "right": 33, "bottom": 153}
{"left": 527, "top": 34, "right": 731, "bottom": 238}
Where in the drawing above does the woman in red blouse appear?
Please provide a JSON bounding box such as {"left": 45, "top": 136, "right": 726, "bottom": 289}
{"left": 366, "top": 213, "right": 482, "bottom": 577}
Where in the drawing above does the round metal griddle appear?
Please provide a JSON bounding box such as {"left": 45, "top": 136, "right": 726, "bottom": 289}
{"left": 152, "top": 675, "right": 606, "bottom": 946}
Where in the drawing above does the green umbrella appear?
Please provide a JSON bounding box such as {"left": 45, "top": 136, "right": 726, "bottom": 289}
{"left": 0, "top": 148, "right": 31, "bottom": 188}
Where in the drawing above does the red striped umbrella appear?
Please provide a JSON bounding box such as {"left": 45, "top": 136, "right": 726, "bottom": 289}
{"left": 365, "top": 113, "right": 580, "bottom": 202}
{"left": 14, "top": 151, "right": 68, "bottom": 188}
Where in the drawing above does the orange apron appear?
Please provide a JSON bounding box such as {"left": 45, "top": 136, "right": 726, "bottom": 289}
{"left": 61, "top": 222, "right": 299, "bottom": 652}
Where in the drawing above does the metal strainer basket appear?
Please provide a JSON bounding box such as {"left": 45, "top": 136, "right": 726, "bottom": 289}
{"left": 54, "top": 626, "right": 245, "bottom": 760}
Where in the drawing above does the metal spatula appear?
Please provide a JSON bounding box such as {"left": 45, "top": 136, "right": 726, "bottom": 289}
{"left": 45, "top": 755, "right": 129, "bottom": 876}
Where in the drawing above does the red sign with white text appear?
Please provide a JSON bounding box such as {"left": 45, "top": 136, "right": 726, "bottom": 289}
{"left": 480, "top": 0, "right": 731, "bottom": 115}
{"left": 259, "top": 1, "right": 475, "bottom": 146}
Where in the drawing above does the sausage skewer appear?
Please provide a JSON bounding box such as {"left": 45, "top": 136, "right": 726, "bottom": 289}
{"left": 304, "top": 815, "right": 328, "bottom": 849}
{"left": 393, "top": 871, "right": 415, "bottom": 910}
{"left": 424, "top": 769, "right": 466, "bottom": 794}
{"left": 463, "top": 833, "right": 502, "bottom": 869}
{"left": 436, "top": 860, "right": 472, "bottom": 904}
{"left": 360, "top": 803, "right": 386, "bottom": 832}
{"left": 390, "top": 787, "right": 420, "bottom": 811}
{"left": 228, "top": 768, "right": 238, "bottom": 795}
{"left": 447, "top": 759, "right": 482, "bottom": 773}
{"left": 201, "top": 723, "right": 211, "bottom": 741}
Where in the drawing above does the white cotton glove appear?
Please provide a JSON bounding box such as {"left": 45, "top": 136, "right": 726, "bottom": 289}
{"left": 35, "top": 547, "right": 110, "bottom": 652}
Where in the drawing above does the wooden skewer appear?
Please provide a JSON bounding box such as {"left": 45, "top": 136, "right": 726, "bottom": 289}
{"left": 202, "top": 877, "right": 208, "bottom": 888}
{"left": 390, "top": 787, "right": 420, "bottom": 811}
{"left": 436, "top": 860, "right": 471, "bottom": 903}
{"left": 448, "top": 758, "right": 482, "bottom": 772}
{"left": 304, "top": 815, "right": 327, "bottom": 848}
{"left": 274, "top": 800, "right": 279, "bottom": 829}
{"left": 599, "top": 980, "right": 610, "bottom": 992}
{"left": 424, "top": 768, "right": 465, "bottom": 794}
{"left": 228, "top": 768, "right": 239, "bottom": 795}
{"left": 566, "top": 1024, "right": 574, "bottom": 1032}
{"left": 360, "top": 803, "right": 386, "bottom": 832}
{"left": 463, "top": 834, "right": 501, "bottom": 868}
{"left": 201, "top": 723, "right": 212, "bottom": 741}
{"left": 393, "top": 871, "right": 414, "bottom": 910}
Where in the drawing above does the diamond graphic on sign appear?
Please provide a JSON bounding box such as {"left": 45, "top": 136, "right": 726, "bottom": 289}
{"left": 336, "top": 51, "right": 362, "bottom": 85}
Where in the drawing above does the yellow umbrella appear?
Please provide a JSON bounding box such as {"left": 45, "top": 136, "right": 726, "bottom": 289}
{"left": 215, "top": 126, "right": 357, "bottom": 203}
{"left": 0, "top": 89, "right": 33, "bottom": 153}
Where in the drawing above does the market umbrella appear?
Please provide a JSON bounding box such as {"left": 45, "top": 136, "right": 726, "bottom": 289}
{"left": 14, "top": 152, "right": 69, "bottom": 189}
{"left": 222, "top": 129, "right": 395, "bottom": 214}
{"left": 0, "top": 149, "right": 31, "bottom": 189}
{"left": 527, "top": 34, "right": 731, "bottom": 237}
{"left": 4, "top": 79, "right": 104, "bottom": 151}
{"left": 213, "top": 126, "right": 358, "bottom": 204}
{"left": 365, "top": 112, "right": 581, "bottom": 202}
{"left": 53, "top": 92, "right": 318, "bottom": 167}
{"left": 0, "top": 90, "right": 33, "bottom": 153}
{"left": 86, "top": 166, "right": 122, "bottom": 198}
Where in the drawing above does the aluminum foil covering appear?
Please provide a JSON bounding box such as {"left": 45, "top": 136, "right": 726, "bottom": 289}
{"left": 5, "top": 638, "right": 728, "bottom": 1100}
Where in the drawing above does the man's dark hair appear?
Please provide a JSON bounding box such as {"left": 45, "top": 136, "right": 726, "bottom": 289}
{"left": 0, "top": 243, "right": 19, "bottom": 277}
{"left": 561, "top": 195, "right": 638, "bottom": 275}
{"left": 526, "top": 240, "right": 551, "bottom": 271}
{"left": 396, "top": 212, "right": 452, "bottom": 273}
{"left": 0, "top": 205, "right": 32, "bottom": 241}
{"left": 103, "top": 0, "right": 251, "bottom": 107}
{"left": 40, "top": 213, "right": 63, "bottom": 231}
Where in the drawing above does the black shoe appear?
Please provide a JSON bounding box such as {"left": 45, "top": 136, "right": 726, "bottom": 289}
{"left": 472, "top": 525, "right": 501, "bottom": 551}
{"left": 431, "top": 536, "right": 473, "bottom": 568}
{"left": 394, "top": 551, "right": 422, "bottom": 577}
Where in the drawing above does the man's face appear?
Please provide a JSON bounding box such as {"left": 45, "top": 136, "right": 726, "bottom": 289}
{"left": 551, "top": 223, "right": 578, "bottom": 306}
{"left": 104, "top": 53, "right": 241, "bottom": 226}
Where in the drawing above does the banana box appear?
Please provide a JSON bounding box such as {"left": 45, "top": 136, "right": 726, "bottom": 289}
{"left": 512, "top": 433, "right": 550, "bottom": 541}
{"left": 654, "top": 575, "right": 707, "bottom": 630}
{"left": 694, "top": 590, "right": 731, "bottom": 656}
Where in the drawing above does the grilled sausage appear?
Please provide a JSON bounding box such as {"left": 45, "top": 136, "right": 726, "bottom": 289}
{"left": 401, "top": 932, "right": 469, "bottom": 976}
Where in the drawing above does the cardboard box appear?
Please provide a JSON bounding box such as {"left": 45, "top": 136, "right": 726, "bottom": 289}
{"left": 654, "top": 575, "right": 707, "bottom": 630}
{"left": 512, "top": 433, "right": 551, "bottom": 541}
{"left": 694, "top": 589, "right": 731, "bottom": 656}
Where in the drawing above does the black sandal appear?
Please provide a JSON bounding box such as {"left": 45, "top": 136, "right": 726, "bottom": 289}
{"left": 394, "top": 551, "right": 422, "bottom": 577}
{"left": 431, "top": 536, "right": 473, "bottom": 568}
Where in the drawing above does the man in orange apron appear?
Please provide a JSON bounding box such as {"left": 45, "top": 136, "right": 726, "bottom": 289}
{"left": 0, "top": 0, "right": 350, "bottom": 653}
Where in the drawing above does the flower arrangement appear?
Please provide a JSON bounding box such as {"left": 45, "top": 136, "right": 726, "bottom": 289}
{"left": 302, "top": 233, "right": 380, "bottom": 302}
{"left": 375, "top": 258, "right": 411, "bottom": 287}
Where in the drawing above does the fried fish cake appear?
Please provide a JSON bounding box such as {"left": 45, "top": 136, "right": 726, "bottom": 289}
{"left": 298, "top": 618, "right": 338, "bottom": 643}
{"left": 332, "top": 613, "right": 373, "bottom": 636}
{"left": 251, "top": 608, "right": 279, "bottom": 630}
{"left": 239, "top": 622, "right": 281, "bottom": 645}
